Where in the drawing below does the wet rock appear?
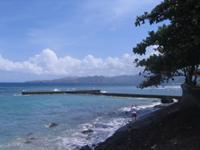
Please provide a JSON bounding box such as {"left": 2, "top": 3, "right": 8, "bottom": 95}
{"left": 26, "top": 132, "right": 33, "bottom": 136}
{"left": 94, "top": 123, "right": 112, "bottom": 128}
{"left": 26, "top": 132, "right": 36, "bottom": 140}
{"left": 24, "top": 132, "right": 36, "bottom": 143}
{"left": 80, "top": 145, "right": 92, "bottom": 150}
{"left": 154, "top": 105, "right": 164, "bottom": 109}
{"left": 46, "top": 122, "right": 58, "bottom": 128}
{"left": 151, "top": 144, "right": 157, "bottom": 149}
{"left": 81, "top": 129, "right": 93, "bottom": 134}
{"left": 161, "top": 97, "right": 174, "bottom": 104}
{"left": 24, "top": 140, "right": 32, "bottom": 144}
{"left": 29, "top": 137, "right": 36, "bottom": 140}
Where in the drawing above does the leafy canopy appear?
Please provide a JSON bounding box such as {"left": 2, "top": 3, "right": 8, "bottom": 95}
{"left": 133, "top": 0, "right": 200, "bottom": 88}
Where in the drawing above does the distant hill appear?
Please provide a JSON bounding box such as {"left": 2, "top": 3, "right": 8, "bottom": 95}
{"left": 25, "top": 75, "right": 144, "bottom": 86}
{"left": 26, "top": 75, "right": 184, "bottom": 86}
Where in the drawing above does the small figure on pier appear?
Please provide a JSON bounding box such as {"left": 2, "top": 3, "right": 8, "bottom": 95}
{"left": 131, "top": 105, "right": 137, "bottom": 121}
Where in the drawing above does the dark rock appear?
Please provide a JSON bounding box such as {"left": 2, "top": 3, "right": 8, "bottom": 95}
{"left": 26, "top": 132, "right": 36, "bottom": 140}
{"left": 24, "top": 140, "right": 31, "bottom": 144}
{"left": 46, "top": 122, "right": 58, "bottom": 128}
{"left": 29, "top": 137, "right": 36, "bottom": 140}
{"left": 154, "top": 105, "right": 164, "bottom": 109}
{"left": 161, "top": 97, "right": 174, "bottom": 104}
{"left": 81, "top": 129, "right": 93, "bottom": 134}
{"left": 94, "top": 123, "right": 111, "bottom": 128}
{"left": 80, "top": 145, "right": 92, "bottom": 150}
{"left": 26, "top": 132, "right": 33, "bottom": 136}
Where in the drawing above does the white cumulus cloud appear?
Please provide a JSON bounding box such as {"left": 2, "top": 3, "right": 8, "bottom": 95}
{"left": 0, "top": 48, "right": 140, "bottom": 77}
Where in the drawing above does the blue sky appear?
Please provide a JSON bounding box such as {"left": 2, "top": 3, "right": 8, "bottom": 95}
{"left": 0, "top": 0, "right": 162, "bottom": 82}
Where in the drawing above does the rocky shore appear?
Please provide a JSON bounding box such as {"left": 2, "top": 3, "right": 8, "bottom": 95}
{"left": 81, "top": 101, "right": 200, "bottom": 150}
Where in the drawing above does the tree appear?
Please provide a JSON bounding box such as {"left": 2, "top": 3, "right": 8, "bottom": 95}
{"left": 133, "top": 0, "right": 200, "bottom": 88}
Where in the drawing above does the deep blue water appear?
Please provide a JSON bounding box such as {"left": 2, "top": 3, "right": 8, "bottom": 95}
{"left": 0, "top": 84, "right": 182, "bottom": 150}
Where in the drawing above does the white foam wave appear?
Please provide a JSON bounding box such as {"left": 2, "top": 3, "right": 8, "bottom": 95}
{"left": 147, "top": 85, "right": 181, "bottom": 90}
{"left": 59, "top": 102, "right": 163, "bottom": 149}
{"left": 100, "top": 90, "right": 107, "bottom": 93}
{"left": 58, "top": 116, "right": 129, "bottom": 149}
{"left": 137, "top": 102, "right": 161, "bottom": 110}
{"left": 53, "top": 88, "right": 60, "bottom": 92}
{"left": 119, "top": 101, "right": 161, "bottom": 112}
{"left": 13, "top": 93, "right": 22, "bottom": 96}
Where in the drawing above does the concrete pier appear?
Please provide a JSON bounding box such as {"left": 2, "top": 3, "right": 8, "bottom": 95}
{"left": 94, "top": 92, "right": 181, "bottom": 100}
{"left": 21, "top": 89, "right": 181, "bottom": 100}
{"left": 21, "top": 90, "right": 101, "bottom": 95}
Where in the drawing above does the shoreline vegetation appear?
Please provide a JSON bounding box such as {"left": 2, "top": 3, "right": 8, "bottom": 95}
{"left": 98, "top": 0, "right": 200, "bottom": 148}
{"left": 80, "top": 90, "right": 200, "bottom": 150}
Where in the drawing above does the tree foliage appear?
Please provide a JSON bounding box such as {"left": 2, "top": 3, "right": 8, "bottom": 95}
{"left": 133, "top": 0, "right": 200, "bottom": 88}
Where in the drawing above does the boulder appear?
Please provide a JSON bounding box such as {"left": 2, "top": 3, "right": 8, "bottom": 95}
{"left": 81, "top": 129, "right": 93, "bottom": 134}
{"left": 161, "top": 97, "right": 174, "bottom": 104}
{"left": 46, "top": 122, "right": 58, "bottom": 128}
{"left": 80, "top": 145, "right": 92, "bottom": 150}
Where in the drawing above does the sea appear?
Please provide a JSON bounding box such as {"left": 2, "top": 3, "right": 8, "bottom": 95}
{"left": 0, "top": 83, "right": 182, "bottom": 150}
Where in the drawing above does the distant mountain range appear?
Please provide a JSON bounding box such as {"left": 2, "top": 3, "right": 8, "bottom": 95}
{"left": 25, "top": 75, "right": 184, "bottom": 86}
{"left": 25, "top": 75, "right": 144, "bottom": 86}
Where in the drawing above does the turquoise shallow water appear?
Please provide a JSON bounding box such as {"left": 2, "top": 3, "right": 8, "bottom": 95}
{"left": 0, "top": 84, "right": 182, "bottom": 150}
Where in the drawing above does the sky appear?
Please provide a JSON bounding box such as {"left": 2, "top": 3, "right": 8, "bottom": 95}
{"left": 0, "top": 0, "right": 162, "bottom": 82}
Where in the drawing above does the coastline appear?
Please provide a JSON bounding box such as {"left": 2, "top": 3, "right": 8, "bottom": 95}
{"left": 77, "top": 101, "right": 162, "bottom": 150}
{"left": 81, "top": 101, "right": 200, "bottom": 150}
{"left": 79, "top": 102, "right": 172, "bottom": 150}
